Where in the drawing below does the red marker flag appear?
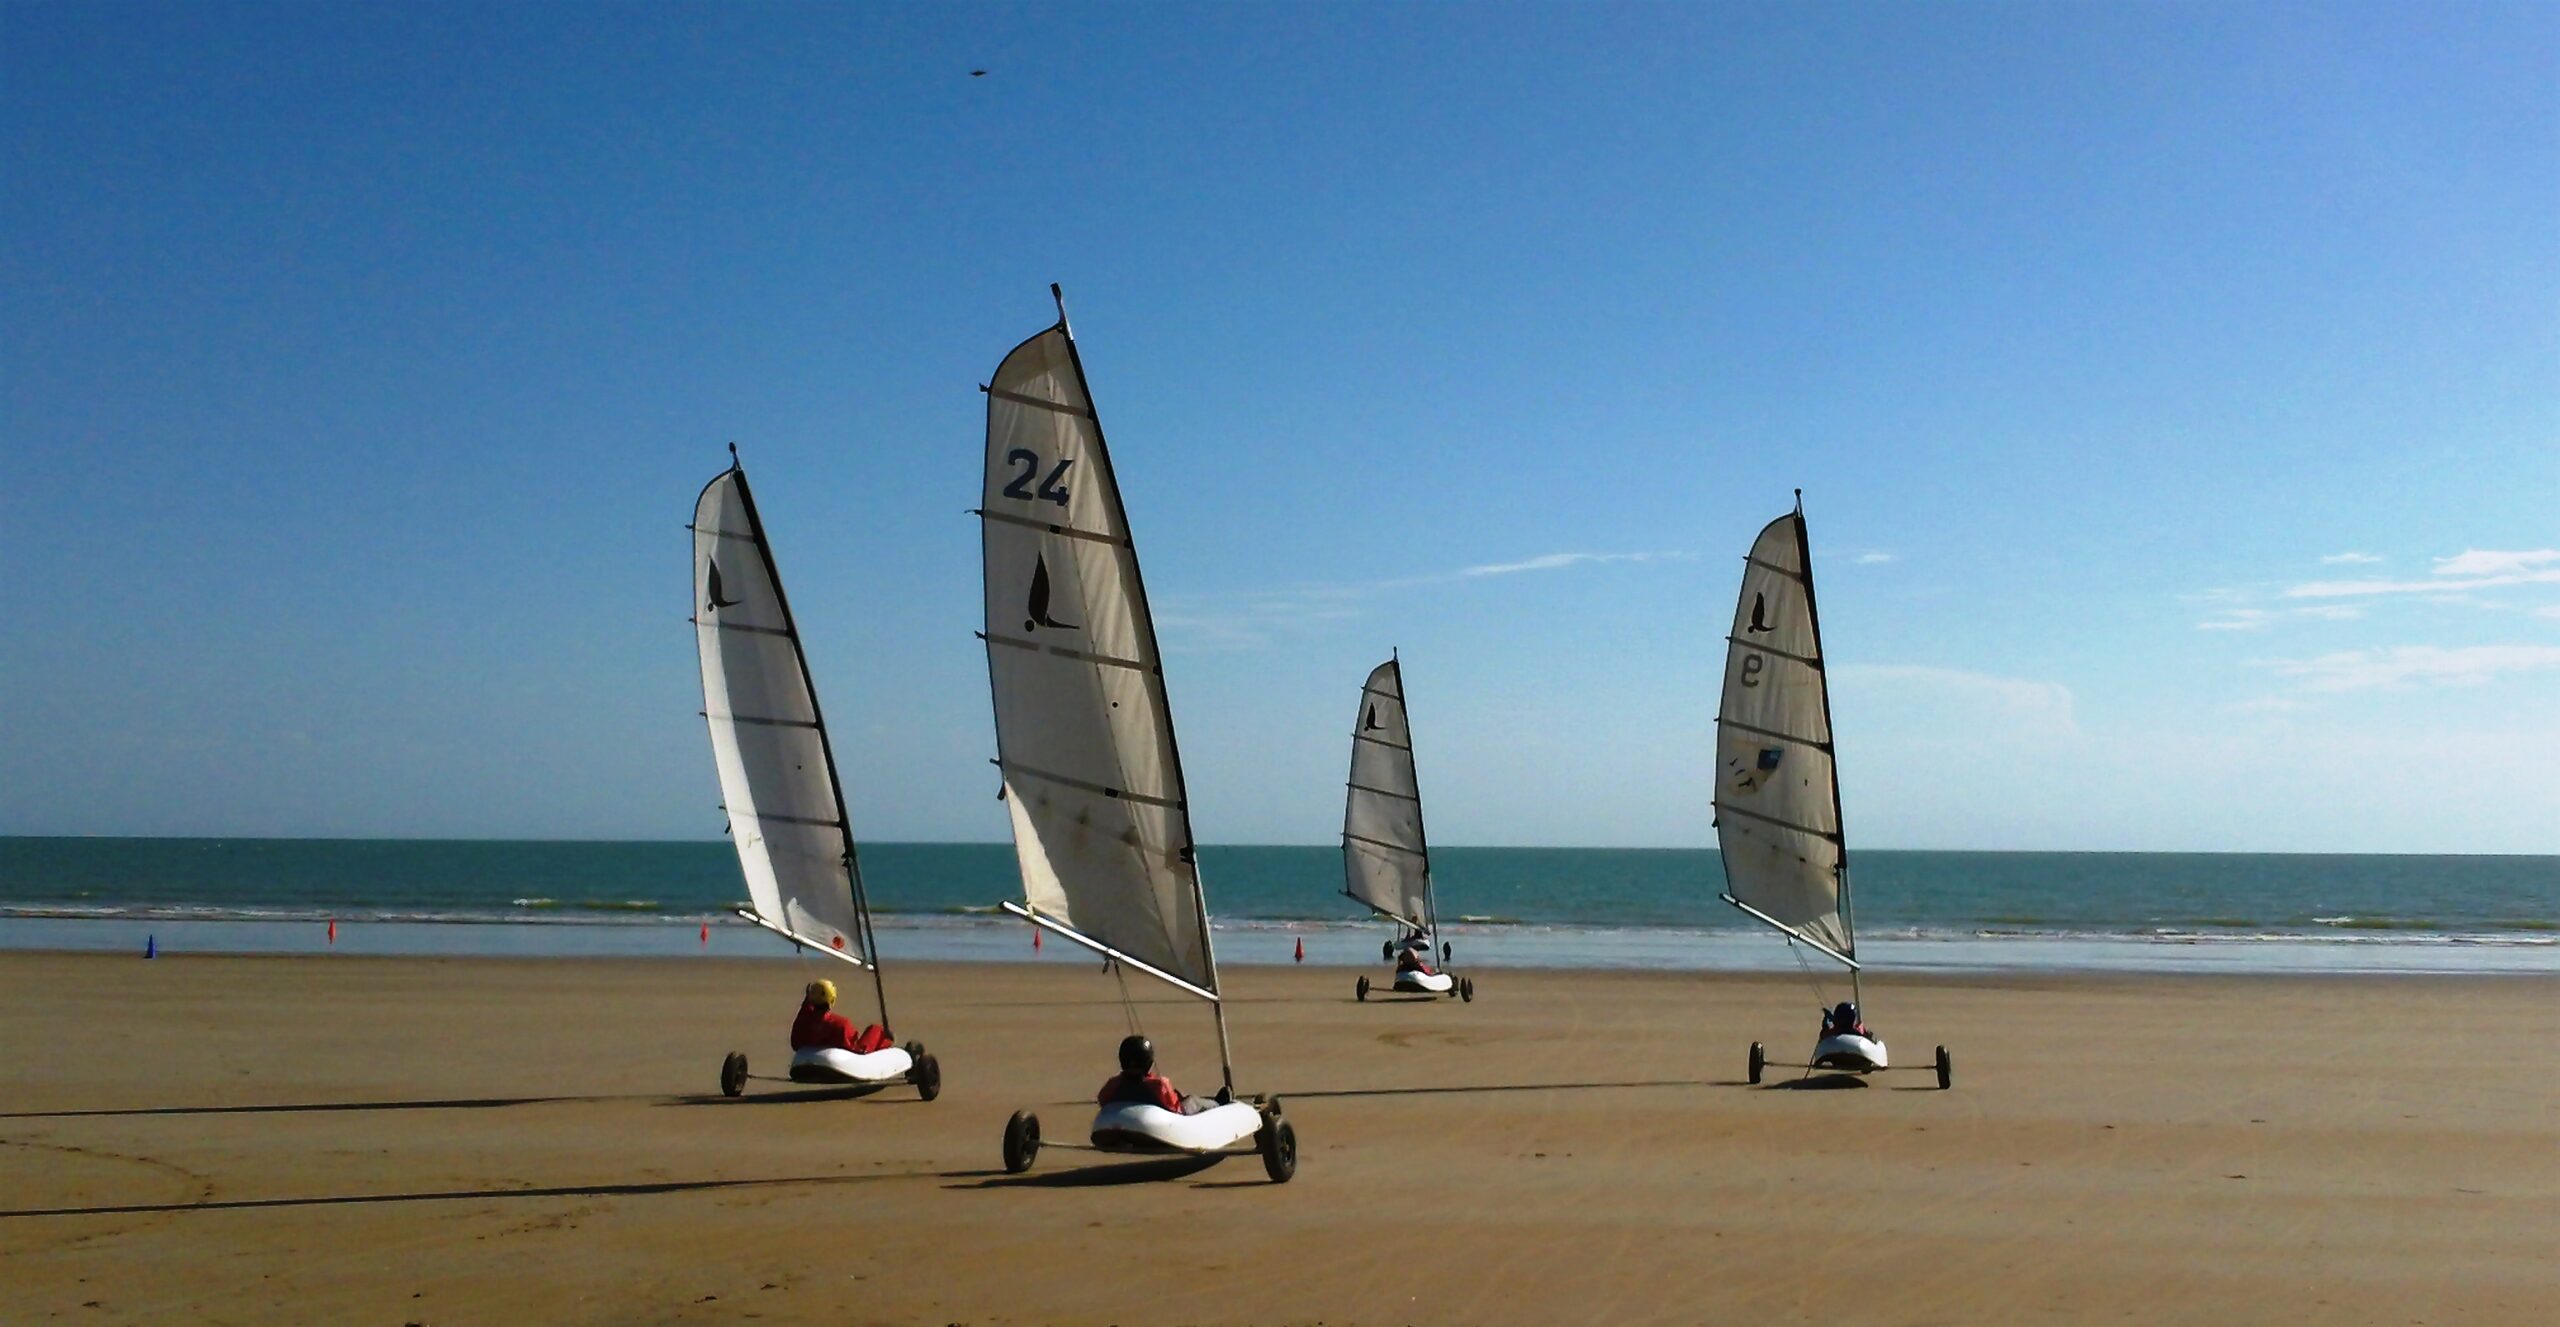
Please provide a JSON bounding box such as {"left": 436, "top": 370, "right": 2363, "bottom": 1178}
{"left": 1294, "top": 936, "right": 1304, "bottom": 963}
{"left": 327, "top": 919, "right": 336, "bottom": 944}
{"left": 1033, "top": 927, "right": 1043, "bottom": 952}
{"left": 700, "top": 922, "right": 710, "bottom": 945}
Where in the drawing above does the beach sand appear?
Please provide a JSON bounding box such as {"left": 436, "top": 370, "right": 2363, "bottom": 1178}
{"left": 2, "top": 952, "right": 2551, "bottom": 1325}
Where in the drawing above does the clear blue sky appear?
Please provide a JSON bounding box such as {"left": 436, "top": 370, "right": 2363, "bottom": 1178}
{"left": 5, "top": 2, "right": 2554, "bottom": 851}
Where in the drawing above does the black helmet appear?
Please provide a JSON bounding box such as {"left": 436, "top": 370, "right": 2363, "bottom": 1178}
{"left": 1118, "top": 1034, "right": 1155, "bottom": 1075}
{"left": 1833, "top": 1001, "right": 1857, "bottom": 1022}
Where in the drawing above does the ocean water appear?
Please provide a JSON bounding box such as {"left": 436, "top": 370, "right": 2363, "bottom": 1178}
{"left": 1, "top": 838, "right": 2552, "bottom": 974}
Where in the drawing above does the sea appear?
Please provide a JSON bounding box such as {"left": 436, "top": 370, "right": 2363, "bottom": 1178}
{"left": 1, "top": 838, "right": 2552, "bottom": 976}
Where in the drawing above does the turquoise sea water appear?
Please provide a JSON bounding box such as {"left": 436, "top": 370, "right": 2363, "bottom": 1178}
{"left": 1, "top": 838, "right": 2551, "bottom": 974}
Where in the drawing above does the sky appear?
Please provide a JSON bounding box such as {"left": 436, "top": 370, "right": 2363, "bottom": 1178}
{"left": 3, "top": 1, "right": 2554, "bottom": 853}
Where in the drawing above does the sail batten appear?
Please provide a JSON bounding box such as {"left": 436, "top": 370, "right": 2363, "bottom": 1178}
{"left": 1712, "top": 508, "right": 1854, "bottom": 964}
{"left": 693, "top": 463, "right": 886, "bottom": 993}
{"left": 979, "top": 317, "right": 1215, "bottom": 995}
{"left": 1342, "top": 657, "right": 1435, "bottom": 931}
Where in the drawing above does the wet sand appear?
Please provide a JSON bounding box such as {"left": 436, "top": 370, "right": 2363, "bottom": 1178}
{"left": 2, "top": 953, "right": 2552, "bottom": 1324}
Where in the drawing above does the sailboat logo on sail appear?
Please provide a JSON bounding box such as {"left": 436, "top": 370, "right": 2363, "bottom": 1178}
{"left": 1727, "top": 746, "right": 1785, "bottom": 793}
{"left": 1747, "top": 592, "right": 1775, "bottom": 634}
{"left": 1024, "top": 554, "right": 1079, "bottom": 633}
{"left": 706, "top": 560, "right": 743, "bottom": 613}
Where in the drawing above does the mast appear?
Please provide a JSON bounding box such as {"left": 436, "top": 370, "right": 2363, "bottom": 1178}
{"left": 1395, "top": 650, "right": 1447, "bottom": 963}
{"left": 1788, "top": 490, "right": 1858, "bottom": 1010}
{"left": 726, "top": 451, "right": 893, "bottom": 1031}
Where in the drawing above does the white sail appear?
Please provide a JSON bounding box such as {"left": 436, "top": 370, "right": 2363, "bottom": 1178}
{"left": 1713, "top": 508, "right": 1853, "bottom": 963}
{"left": 977, "top": 314, "right": 1213, "bottom": 992}
{"left": 693, "top": 465, "right": 873, "bottom": 965}
{"left": 1343, "top": 657, "right": 1432, "bottom": 929}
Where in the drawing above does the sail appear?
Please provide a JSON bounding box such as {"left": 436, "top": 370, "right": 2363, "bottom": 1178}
{"left": 977, "top": 320, "right": 1212, "bottom": 990}
{"left": 1343, "top": 657, "right": 1431, "bottom": 929}
{"left": 1712, "top": 509, "right": 1852, "bottom": 960}
{"left": 693, "top": 466, "right": 871, "bottom": 962}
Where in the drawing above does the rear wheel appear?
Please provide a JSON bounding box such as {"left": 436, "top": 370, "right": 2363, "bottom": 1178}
{"left": 1355, "top": 975, "right": 1370, "bottom": 1002}
{"left": 1002, "top": 1110, "right": 1041, "bottom": 1174}
{"left": 1747, "top": 1042, "right": 1765, "bottom": 1085}
{"left": 912, "top": 1052, "right": 942, "bottom": 1102}
{"left": 1441, "top": 940, "right": 1453, "bottom": 964}
{"left": 720, "top": 1051, "right": 748, "bottom": 1098}
{"left": 1935, "top": 1045, "right": 1952, "bottom": 1090}
{"left": 1259, "top": 1111, "right": 1297, "bottom": 1183}
{"left": 1459, "top": 977, "right": 1475, "bottom": 1002}
{"left": 1381, "top": 940, "right": 1394, "bottom": 962}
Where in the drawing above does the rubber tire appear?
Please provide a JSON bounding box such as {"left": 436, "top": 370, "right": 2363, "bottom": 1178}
{"left": 1441, "top": 941, "right": 1453, "bottom": 964}
{"left": 1355, "top": 975, "right": 1370, "bottom": 1002}
{"left": 1002, "top": 1109, "right": 1041, "bottom": 1174}
{"left": 1935, "top": 1045, "right": 1952, "bottom": 1091}
{"left": 912, "top": 1052, "right": 942, "bottom": 1102}
{"left": 1459, "top": 977, "right": 1475, "bottom": 1003}
{"left": 1259, "top": 1110, "right": 1297, "bottom": 1183}
{"left": 720, "top": 1051, "right": 748, "bottom": 1098}
{"left": 1748, "top": 1042, "right": 1765, "bottom": 1085}
{"left": 1381, "top": 940, "right": 1394, "bottom": 963}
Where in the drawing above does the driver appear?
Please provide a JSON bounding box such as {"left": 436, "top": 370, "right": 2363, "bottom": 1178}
{"left": 1394, "top": 944, "right": 1435, "bottom": 976}
{"left": 791, "top": 979, "right": 892, "bottom": 1055}
{"left": 1821, "top": 1001, "right": 1869, "bottom": 1040}
{"left": 1097, "top": 1034, "right": 1218, "bottom": 1115}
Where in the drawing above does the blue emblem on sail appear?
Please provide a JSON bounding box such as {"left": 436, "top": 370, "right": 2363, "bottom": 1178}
{"left": 1757, "top": 747, "right": 1783, "bottom": 772}
{"left": 1727, "top": 746, "right": 1786, "bottom": 794}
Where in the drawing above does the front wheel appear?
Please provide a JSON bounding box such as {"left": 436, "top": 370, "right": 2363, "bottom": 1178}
{"left": 1002, "top": 1109, "right": 1041, "bottom": 1174}
{"left": 720, "top": 1051, "right": 748, "bottom": 1098}
{"left": 1935, "top": 1045, "right": 1952, "bottom": 1090}
{"left": 911, "top": 1052, "right": 942, "bottom": 1102}
{"left": 1355, "top": 975, "right": 1370, "bottom": 1002}
{"left": 1459, "top": 977, "right": 1475, "bottom": 1003}
{"left": 1747, "top": 1042, "right": 1765, "bottom": 1085}
{"left": 1259, "top": 1112, "right": 1298, "bottom": 1183}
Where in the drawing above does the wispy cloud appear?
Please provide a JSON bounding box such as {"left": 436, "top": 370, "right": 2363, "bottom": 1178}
{"left": 1160, "top": 549, "right": 1689, "bottom": 647}
{"left": 2196, "top": 609, "right": 2271, "bottom": 632}
{"left": 1460, "top": 551, "right": 1685, "bottom": 578}
{"left": 1852, "top": 551, "right": 1896, "bottom": 565}
{"left": 1833, "top": 664, "right": 2080, "bottom": 739}
{"left": 2263, "top": 644, "right": 2560, "bottom": 693}
{"left": 2319, "top": 551, "right": 2384, "bottom": 565}
{"left": 2285, "top": 548, "right": 2560, "bottom": 599}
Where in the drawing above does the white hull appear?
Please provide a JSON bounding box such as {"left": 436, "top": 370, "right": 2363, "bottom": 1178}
{"left": 1089, "top": 1099, "right": 1263, "bottom": 1153}
{"left": 788, "top": 1046, "right": 915, "bottom": 1084}
{"left": 1811, "top": 1033, "right": 1887, "bottom": 1071}
{"left": 1393, "top": 969, "right": 1455, "bottom": 994}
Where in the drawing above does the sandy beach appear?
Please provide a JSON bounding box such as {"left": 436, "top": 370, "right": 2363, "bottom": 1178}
{"left": 2, "top": 952, "right": 2551, "bottom": 1325}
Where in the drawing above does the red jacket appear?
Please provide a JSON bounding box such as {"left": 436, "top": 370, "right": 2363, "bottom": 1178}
{"left": 1097, "top": 1070, "right": 1184, "bottom": 1112}
{"left": 791, "top": 1002, "right": 890, "bottom": 1054}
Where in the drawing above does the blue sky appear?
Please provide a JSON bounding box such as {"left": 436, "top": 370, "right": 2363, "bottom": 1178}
{"left": 4, "top": 2, "right": 2553, "bottom": 852}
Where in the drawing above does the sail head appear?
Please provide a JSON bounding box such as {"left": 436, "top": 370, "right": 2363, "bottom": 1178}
{"left": 693, "top": 468, "right": 869, "bottom": 960}
{"left": 979, "top": 325, "right": 1211, "bottom": 990}
{"left": 1713, "top": 512, "right": 1851, "bottom": 959}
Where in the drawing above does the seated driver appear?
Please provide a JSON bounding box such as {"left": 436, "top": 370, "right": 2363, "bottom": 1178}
{"left": 1394, "top": 943, "right": 1435, "bottom": 977}
{"left": 1821, "top": 1001, "right": 1868, "bottom": 1040}
{"left": 1098, "top": 1034, "right": 1218, "bottom": 1115}
{"left": 791, "top": 979, "right": 892, "bottom": 1055}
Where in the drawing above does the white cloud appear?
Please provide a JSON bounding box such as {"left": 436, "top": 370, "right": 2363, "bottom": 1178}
{"left": 2434, "top": 549, "right": 2560, "bottom": 578}
{"left": 1852, "top": 551, "right": 1896, "bottom": 565}
{"left": 2319, "top": 552, "right": 2384, "bottom": 565}
{"left": 1460, "top": 551, "right": 1681, "bottom": 578}
{"left": 2264, "top": 644, "right": 2560, "bottom": 693}
{"left": 2538, "top": 606, "right": 2560, "bottom": 621}
{"left": 2285, "top": 548, "right": 2560, "bottom": 599}
{"left": 1832, "top": 664, "right": 2080, "bottom": 739}
{"left": 2196, "top": 609, "right": 2271, "bottom": 631}
{"left": 2294, "top": 604, "right": 2365, "bottom": 621}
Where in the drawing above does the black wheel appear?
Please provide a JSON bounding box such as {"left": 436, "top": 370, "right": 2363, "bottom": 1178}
{"left": 1441, "top": 940, "right": 1453, "bottom": 964}
{"left": 720, "top": 1051, "right": 748, "bottom": 1098}
{"left": 911, "top": 1052, "right": 942, "bottom": 1102}
{"left": 1355, "top": 975, "right": 1370, "bottom": 1002}
{"left": 1259, "top": 1112, "right": 1298, "bottom": 1183}
{"left": 1459, "top": 977, "right": 1475, "bottom": 1002}
{"left": 1935, "top": 1045, "right": 1952, "bottom": 1090}
{"left": 1381, "top": 939, "right": 1394, "bottom": 962}
{"left": 1002, "top": 1109, "right": 1041, "bottom": 1173}
{"left": 1747, "top": 1042, "right": 1765, "bottom": 1085}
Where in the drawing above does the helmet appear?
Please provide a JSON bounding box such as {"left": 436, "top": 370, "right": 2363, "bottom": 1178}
{"left": 1117, "top": 1034, "right": 1155, "bottom": 1075}
{"left": 806, "top": 979, "right": 837, "bottom": 1008}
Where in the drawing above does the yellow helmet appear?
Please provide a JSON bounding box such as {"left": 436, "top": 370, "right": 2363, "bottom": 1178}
{"left": 805, "top": 979, "right": 836, "bottom": 1008}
